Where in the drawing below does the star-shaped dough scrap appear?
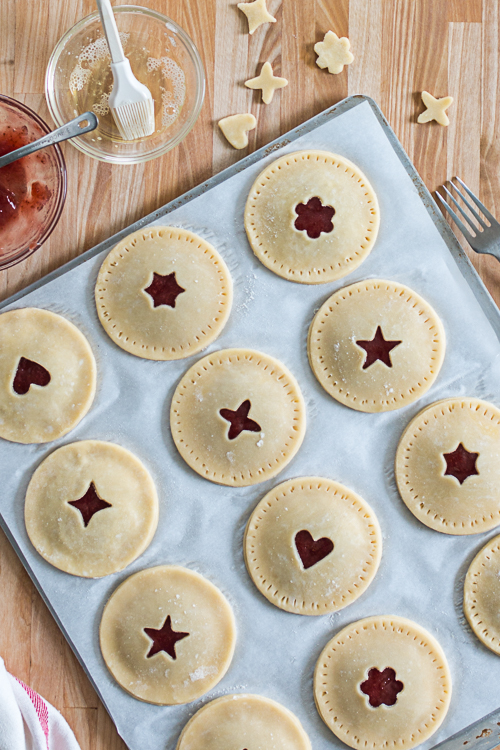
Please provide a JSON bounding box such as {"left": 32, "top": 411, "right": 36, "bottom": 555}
{"left": 314, "top": 30, "right": 354, "bottom": 75}
{"left": 218, "top": 113, "right": 256, "bottom": 149}
{"left": 245, "top": 62, "right": 288, "bottom": 104}
{"left": 238, "top": 0, "right": 276, "bottom": 35}
{"left": 417, "top": 91, "right": 454, "bottom": 126}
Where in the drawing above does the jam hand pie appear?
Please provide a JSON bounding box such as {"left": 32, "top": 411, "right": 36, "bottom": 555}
{"left": 245, "top": 477, "right": 382, "bottom": 614}
{"left": 100, "top": 565, "right": 236, "bottom": 705}
{"left": 314, "top": 615, "right": 452, "bottom": 749}
{"left": 464, "top": 534, "right": 500, "bottom": 655}
{"left": 95, "top": 227, "right": 232, "bottom": 360}
{"left": 308, "top": 279, "right": 446, "bottom": 412}
{"left": 171, "top": 348, "right": 306, "bottom": 487}
{"left": 244, "top": 150, "right": 379, "bottom": 283}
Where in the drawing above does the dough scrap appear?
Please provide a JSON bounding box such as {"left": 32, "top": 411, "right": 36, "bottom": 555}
{"left": 314, "top": 31, "right": 354, "bottom": 75}
{"left": 95, "top": 227, "right": 232, "bottom": 360}
{"left": 237, "top": 0, "right": 276, "bottom": 35}
{"left": 244, "top": 477, "right": 382, "bottom": 614}
{"left": 396, "top": 397, "right": 500, "bottom": 534}
{"left": 308, "top": 279, "right": 445, "bottom": 412}
{"left": 244, "top": 150, "right": 379, "bottom": 284}
{"left": 245, "top": 62, "right": 288, "bottom": 104}
{"left": 100, "top": 565, "right": 236, "bottom": 705}
{"left": 418, "top": 91, "right": 454, "bottom": 126}
{"left": 176, "top": 693, "right": 311, "bottom": 750}
{"left": 464, "top": 534, "right": 500, "bottom": 655}
{"left": 25, "top": 440, "right": 158, "bottom": 578}
{"left": 218, "top": 113, "right": 256, "bottom": 149}
{"left": 170, "top": 348, "right": 306, "bottom": 487}
{"left": 314, "top": 615, "right": 452, "bottom": 749}
{"left": 0, "top": 308, "right": 96, "bottom": 444}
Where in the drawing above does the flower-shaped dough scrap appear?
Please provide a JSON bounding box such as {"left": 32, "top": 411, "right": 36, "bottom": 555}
{"left": 314, "top": 31, "right": 354, "bottom": 75}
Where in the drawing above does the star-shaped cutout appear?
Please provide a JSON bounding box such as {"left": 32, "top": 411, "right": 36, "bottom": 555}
{"left": 68, "top": 482, "right": 112, "bottom": 527}
{"left": 417, "top": 91, "right": 454, "bottom": 127}
{"left": 245, "top": 62, "right": 288, "bottom": 105}
{"left": 360, "top": 667, "right": 404, "bottom": 708}
{"left": 443, "top": 443, "right": 479, "bottom": 484}
{"left": 218, "top": 113, "right": 256, "bottom": 149}
{"left": 356, "top": 326, "right": 402, "bottom": 369}
{"left": 314, "top": 31, "right": 354, "bottom": 75}
{"left": 220, "top": 399, "right": 261, "bottom": 440}
{"left": 144, "top": 272, "right": 185, "bottom": 308}
{"left": 144, "top": 615, "right": 189, "bottom": 659}
{"left": 237, "top": 0, "right": 276, "bottom": 35}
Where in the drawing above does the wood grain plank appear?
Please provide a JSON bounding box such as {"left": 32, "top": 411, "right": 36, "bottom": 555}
{"left": 0, "top": 528, "right": 32, "bottom": 684}
{"left": 0, "top": 0, "right": 15, "bottom": 95}
{"left": 348, "top": 0, "right": 383, "bottom": 102}
{"left": 281, "top": 0, "right": 315, "bottom": 133}
{"left": 448, "top": 0, "right": 482, "bottom": 22}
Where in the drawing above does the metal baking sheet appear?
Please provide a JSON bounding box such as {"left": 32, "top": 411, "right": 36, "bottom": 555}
{"left": 1, "top": 95, "right": 500, "bottom": 750}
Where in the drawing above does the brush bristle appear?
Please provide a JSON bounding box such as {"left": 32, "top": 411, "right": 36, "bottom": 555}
{"left": 112, "top": 99, "right": 155, "bottom": 141}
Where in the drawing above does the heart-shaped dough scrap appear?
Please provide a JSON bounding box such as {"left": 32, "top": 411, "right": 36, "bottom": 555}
{"left": 218, "top": 114, "right": 257, "bottom": 149}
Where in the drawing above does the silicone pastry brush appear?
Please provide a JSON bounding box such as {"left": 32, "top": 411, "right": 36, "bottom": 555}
{"left": 96, "top": 0, "right": 155, "bottom": 140}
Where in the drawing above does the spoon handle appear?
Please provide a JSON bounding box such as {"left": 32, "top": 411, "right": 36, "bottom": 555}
{"left": 0, "top": 111, "right": 98, "bottom": 169}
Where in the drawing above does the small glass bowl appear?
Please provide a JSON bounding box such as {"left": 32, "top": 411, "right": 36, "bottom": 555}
{"left": 0, "top": 96, "right": 67, "bottom": 270}
{"left": 45, "top": 6, "right": 205, "bottom": 164}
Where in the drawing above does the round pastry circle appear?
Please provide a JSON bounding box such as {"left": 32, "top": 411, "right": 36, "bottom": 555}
{"left": 308, "top": 279, "right": 446, "bottom": 412}
{"left": 170, "top": 348, "right": 306, "bottom": 487}
{"left": 244, "top": 150, "right": 380, "bottom": 284}
{"left": 396, "top": 398, "right": 500, "bottom": 534}
{"left": 314, "top": 615, "right": 452, "bottom": 750}
{"left": 100, "top": 565, "right": 236, "bottom": 705}
{"left": 0, "top": 307, "right": 96, "bottom": 444}
{"left": 244, "top": 477, "right": 382, "bottom": 615}
{"left": 25, "top": 440, "right": 159, "bottom": 578}
{"left": 95, "top": 226, "right": 233, "bottom": 360}
{"left": 464, "top": 535, "right": 500, "bottom": 654}
{"left": 176, "top": 694, "right": 311, "bottom": 750}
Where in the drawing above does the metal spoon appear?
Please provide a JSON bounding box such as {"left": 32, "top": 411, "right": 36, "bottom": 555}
{"left": 0, "top": 112, "right": 98, "bottom": 168}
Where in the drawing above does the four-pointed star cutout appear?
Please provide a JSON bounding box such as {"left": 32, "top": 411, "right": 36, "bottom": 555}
{"left": 237, "top": 0, "right": 276, "bottom": 35}
{"left": 144, "top": 272, "right": 185, "bottom": 308}
{"left": 356, "top": 326, "right": 402, "bottom": 369}
{"left": 68, "top": 481, "right": 112, "bottom": 527}
{"left": 417, "top": 91, "right": 454, "bottom": 127}
{"left": 443, "top": 443, "right": 479, "bottom": 484}
{"left": 360, "top": 667, "right": 404, "bottom": 708}
{"left": 220, "top": 399, "right": 261, "bottom": 440}
{"left": 245, "top": 62, "right": 288, "bottom": 104}
{"left": 144, "top": 615, "right": 189, "bottom": 659}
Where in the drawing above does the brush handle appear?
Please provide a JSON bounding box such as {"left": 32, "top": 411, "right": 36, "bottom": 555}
{"left": 0, "top": 112, "right": 98, "bottom": 169}
{"left": 96, "top": 0, "right": 126, "bottom": 63}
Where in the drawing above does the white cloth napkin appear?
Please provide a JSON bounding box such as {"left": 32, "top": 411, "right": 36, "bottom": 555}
{"left": 0, "top": 657, "right": 81, "bottom": 750}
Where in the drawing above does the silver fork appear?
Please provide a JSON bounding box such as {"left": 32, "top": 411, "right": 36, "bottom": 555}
{"left": 436, "top": 177, "right": 500, "bottom": 261}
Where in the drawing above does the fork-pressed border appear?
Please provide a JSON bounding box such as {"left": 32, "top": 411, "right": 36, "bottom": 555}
{"left": 464, "top": 534, "right": 500, "bottom": 655}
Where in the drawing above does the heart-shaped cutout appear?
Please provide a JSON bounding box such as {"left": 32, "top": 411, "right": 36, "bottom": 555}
{"left": 295, "top": 529, "right": 333, "bottom": 569}
{"left": 13, "top": 357, "right": 51, "bottom": 395}
{"left": 218, "top": 113, "right": 256, "bottom": 150}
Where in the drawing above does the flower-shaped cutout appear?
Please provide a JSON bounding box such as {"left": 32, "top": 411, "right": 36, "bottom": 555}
{"left": 443, "top": 443, "right": 479, "bottom": 484}
{"left": 314, "top": 31, "right": 354, "bottom": 75}
{"left": 245, "top": 62, "right": 288, "bottom": 105}
{"left": 294, "top": 197, "right": 335, "bottom": 238}
{"left": 360, "top": 667, "right": 404, "bottom": 707}
{"left": 417, "top": 91, "right": 454, "bottom": 127}
{"left": 219, "top": 113, "right": 256, "bottom": 150}
{"left": 237, "top": 0, "right": 276, "bottom": 35}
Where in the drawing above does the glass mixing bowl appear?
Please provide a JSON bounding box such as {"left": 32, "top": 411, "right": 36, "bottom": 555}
{"left": 0, "top": 96, "right": 67, "bottom": 270}
{"left": 45, "top": 6, "right": 205, "bottom": 164}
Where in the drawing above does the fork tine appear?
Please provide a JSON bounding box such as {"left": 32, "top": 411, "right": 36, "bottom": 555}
{"left": 454, "top": 176, "right": 499, "bottom": 226}
{"left": 436, "top": 191, "right": 476, "bottom": 243}
{"left": 441, "top": 186, "right": 479, "bottom": 233}
{"left": 449, "top": 180, "right": 488, "bottom": 229}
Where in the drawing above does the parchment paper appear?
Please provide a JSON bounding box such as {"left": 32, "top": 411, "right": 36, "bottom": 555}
{"left": 2, "top": 100, "right": 500, "bottom": 750}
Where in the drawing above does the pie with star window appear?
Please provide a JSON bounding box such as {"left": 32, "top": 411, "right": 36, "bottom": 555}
{"left": 308, "top": 279, "right": 446, "bottom": 412}
{"left": 396, "top": 397, "right": 500, "bottom": 534}
{"left": 95, "top": 226, "right": 232, "bottom": 360}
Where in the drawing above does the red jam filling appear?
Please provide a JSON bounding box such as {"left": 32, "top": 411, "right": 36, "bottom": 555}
{"left": 360, "top": 667, "right": 404, "bottom": 707}
{"left": 13, "top": 357, "right": 51, "bottom": 395}
{"left": 220, "top": 400, "right": 261, "bottom": 440}
{"left": 294, "top": 197, "right": 335, "bottom": 239}
{"left": 356, "top": 326, "right": 402, "bottom": 369}
{"left": 443, "top": 443, "right": 479, "bottom": 484}
{"left": 144, "top": 615, "right": 189, "bottom": 659}
{"left": 144, "top": 271, "right": 185, "bottom": 308}
{"left": 67, "top": 482, "right": 112, "bottom": 527}
{"left": 295, "top": 530, "right": 333, "bottom": 569}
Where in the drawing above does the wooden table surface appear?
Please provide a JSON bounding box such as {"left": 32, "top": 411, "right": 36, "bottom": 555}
{"left": 1, "top": 0, "right": 500, "bottom": 747}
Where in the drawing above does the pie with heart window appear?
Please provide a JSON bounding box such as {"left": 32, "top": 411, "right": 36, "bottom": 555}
{"left": 244, "top": 477, "right": 382, "bottom": 614}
